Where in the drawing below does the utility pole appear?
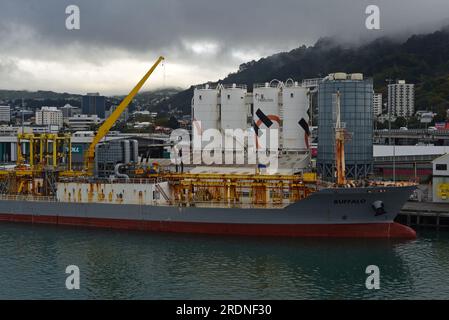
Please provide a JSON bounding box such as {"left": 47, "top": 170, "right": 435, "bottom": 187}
{"left": 21, "top": 97, "right": 25, "bottom": 134}
{"left": 386, "top": 78, "right": 395, "bottom": 182}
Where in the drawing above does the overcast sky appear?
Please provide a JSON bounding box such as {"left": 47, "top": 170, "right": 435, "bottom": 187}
{"left": 1, "top": 0, "right": 449, "bottom": 95}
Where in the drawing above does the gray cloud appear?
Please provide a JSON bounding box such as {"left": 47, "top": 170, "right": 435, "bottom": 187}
{"left": 0, "top": 57, "right": 35, "bottom": 90}
{"left": 1, "top": 0, "right": 449, "bottom": 93}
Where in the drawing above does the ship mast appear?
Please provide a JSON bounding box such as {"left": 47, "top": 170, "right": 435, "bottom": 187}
{"left": 335, "top": 91, "right": 346, "bottom": 186}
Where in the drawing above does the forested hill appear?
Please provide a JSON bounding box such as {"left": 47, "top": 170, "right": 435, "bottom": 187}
{"left": 157, "top": 27, "right": 449, "bottom": 118}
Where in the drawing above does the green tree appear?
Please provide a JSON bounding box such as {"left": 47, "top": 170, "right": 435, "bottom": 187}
{"left": 168, "top": 116, "right": 179, "bottom": 129}
{"left": 155, "top": 117, "right": 169, "bottom": 127}
{"left": 394, "top": 117, "right": 407, "bottom": 128}
{"left": 406, "top": 116, "right": 420, "bottom": 129}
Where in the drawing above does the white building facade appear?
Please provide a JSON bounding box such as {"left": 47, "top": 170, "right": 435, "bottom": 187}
{"left": 388, "top": 80, "right": 415, "bottom": 118}
{"left": 67, "top": 114, "right": 102, "bottom": 131}
{"left": 373, "top": 93, "right": 382, "bottom": 116}
{"left": 35, "top": 107, "right": 63, "bottom": 128}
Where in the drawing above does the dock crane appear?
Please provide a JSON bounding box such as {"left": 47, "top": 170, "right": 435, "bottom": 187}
{"left": 84, "top": 56, "right": 165, "bottom": 174}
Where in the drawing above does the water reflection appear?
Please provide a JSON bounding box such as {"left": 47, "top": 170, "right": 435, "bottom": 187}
{"left": 0, "top": 222, "right": 448, "bottom": 299}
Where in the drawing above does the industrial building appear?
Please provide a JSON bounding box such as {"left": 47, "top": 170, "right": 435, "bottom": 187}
{"left": 0, "top": 130, "right": 169, "bottom": 168}
{"left": 95, "top": 139, "right": 139, "bottom": 177}
{"left": 317, "top": 73, "right": 373, "bottom": 180}
{"left": 432, "top": 153, "right": 449, "bottom": 203}
{"left": 388, "top": 80, "right": 415, "bottom": 118}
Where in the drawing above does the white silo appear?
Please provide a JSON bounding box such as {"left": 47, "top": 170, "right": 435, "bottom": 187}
{"left": 220, "top": 84, "right": 248, "bottom": 132}
{"left": 220, "top": 84, "right": 248, "bottom": 163}
{"left": 192, "top": 84, "right": 220, "bottom": 133}
{"left": 282, "top": 80, "right": 309, "bottom": 150}
{"left": 253, "top": 81, "right": 282, "bottom": 150}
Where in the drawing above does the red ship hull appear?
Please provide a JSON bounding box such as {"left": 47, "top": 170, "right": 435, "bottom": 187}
{"left": 0, "top": 213, "right": 416, "bottom": 239}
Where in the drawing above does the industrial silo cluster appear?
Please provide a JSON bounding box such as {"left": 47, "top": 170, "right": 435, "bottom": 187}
{"left": 191, "top": 80, "right": 310, "bottom": 154}
{"left": 192, "top": 83, "right": 248, "bottom": 154}
{"left": 317, "top": 73, "right": 374, "bottom": 180}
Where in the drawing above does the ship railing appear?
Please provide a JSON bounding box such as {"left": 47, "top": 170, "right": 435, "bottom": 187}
{"left": 108, "top": 178, "right": 168, "bottom": 184}
{"left": 57, "top": 177, "right": 168, "bottom": 185}
{"left": 0, "top": 194, "right": 57, "bottom": 202}
{"left": 170, "top": 200, "right": 288, "bottom": 209}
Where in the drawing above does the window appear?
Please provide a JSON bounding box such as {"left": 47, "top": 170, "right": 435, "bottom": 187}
{"left": 436, "top": 164, "right": 447, "bottom": 171}
{"left": 290, "top": 93, "right": 294, "bottom": 98}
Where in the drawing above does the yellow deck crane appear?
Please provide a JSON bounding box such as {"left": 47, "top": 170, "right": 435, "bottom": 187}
{"left": 84, "top": 56, "right": 165, "bottom": 174}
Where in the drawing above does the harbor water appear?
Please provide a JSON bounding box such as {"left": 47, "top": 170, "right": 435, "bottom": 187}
{"left": 0, "top": 222, "right": 448, "bottom": 299}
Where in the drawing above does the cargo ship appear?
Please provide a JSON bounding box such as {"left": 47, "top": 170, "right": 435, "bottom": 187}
{"left": 0, "top": 178, "right": 416, "bottom": 238}
{"left": 0, "top": 56, "right": 417, "bottom": 239}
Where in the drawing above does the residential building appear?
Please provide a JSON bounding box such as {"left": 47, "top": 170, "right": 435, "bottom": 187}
{"left": 388, "top": 80, "right": 415, "bottom": 118}
{"left": 0, "top": 105, "right": 11, "bottom": 123}
{"left": 35, "top": 106, "right": 63, "bottom": 128}
{"left": 373, "top": 93, "right": 382, "bottom": 116}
